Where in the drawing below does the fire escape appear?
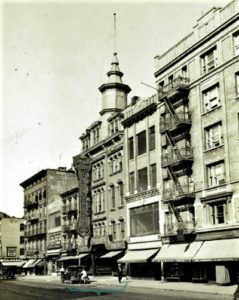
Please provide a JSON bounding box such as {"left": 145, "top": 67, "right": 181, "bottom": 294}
{"left": 159, "top": 76, "right": 195, "bottom": 241}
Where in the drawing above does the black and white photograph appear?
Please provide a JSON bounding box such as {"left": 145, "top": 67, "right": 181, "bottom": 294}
{"left": 0, "top": 0, "right": 239, "bottom": 299}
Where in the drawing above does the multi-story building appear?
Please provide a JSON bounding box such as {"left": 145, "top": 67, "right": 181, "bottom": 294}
{"left": 59, "top": 187, "right": 91, "bottom": 268}
{"left": 151, "top": 0, "right": 239, "bottom": 284}
{"left": 118, "top": 95, "right": 161, "bottom": 279}
{"left": 73, "top": 52, "right": 131, "bottom": 275}
{"left": 0, "top": 213, "right": 25, "bottom": 265}
{"left": 20, "top": 167, "right": 77, "bottom": 274}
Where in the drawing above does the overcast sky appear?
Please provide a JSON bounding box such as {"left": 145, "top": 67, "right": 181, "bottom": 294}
{"left": 0, "top": 0, "right": 229, "bottom": 217}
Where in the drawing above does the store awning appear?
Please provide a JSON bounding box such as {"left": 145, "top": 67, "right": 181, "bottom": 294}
{"left": 58, "top": 253, "right": 89, "bottom": 262}
{"left": 193, "top": 239, "right": 239, "bottom": 262}
{"left": 152, "top": 242, "right": 203, "bottom": 262}
{"left": 31, "top": 259, "right": 42, "bottom": 267}
{"left": 117, "top": 249, "right": 159, "bottom": 263}
{"left": 23, "top": 259, "right": 36, "bottom": 268}
{"left": 100, "top": 251, "right": 123, "bottom": 259}
{"left": 2, "top": 261, "right": 25, "bottom": 267}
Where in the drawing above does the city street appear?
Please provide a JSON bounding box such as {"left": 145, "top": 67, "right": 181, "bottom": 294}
{"left": 0, "top": 279, "right": 234, "bottom": 300}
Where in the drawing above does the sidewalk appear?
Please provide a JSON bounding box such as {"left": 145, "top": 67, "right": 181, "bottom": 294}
{"left": 18, "top": 274, "right": 237, "bottom": 297}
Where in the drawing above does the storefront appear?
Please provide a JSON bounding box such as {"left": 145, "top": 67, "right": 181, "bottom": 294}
{"left": 152, "top": 242, "right": 203, "bottom": 282}
{"left": 58, "top": 253, "right": 91, "bottom": 270}
{"left": 98, "top": 250, "right": 124, "bottom": 275}
{"left": 118, "top": 248, "right": 160, "bottom": 279}
{"left": 192, "top": 238, "right": 239, "bottom": 284}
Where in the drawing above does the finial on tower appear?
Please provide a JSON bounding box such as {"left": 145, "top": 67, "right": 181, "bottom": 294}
{"left": 113, "top": 13, "right": 117, "bottom": 55}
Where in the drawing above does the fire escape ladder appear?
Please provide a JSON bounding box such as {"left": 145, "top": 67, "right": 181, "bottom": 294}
{"left": 163, "top": 97, "right": 179, "bottom": 122}
{"left": 165, "top": 131, "right": 182, "bottom": 161}
{"left": 168, "top": 202, "right": 185, "bottom": 225}
{"left": 167, "top": 165, "right": 184, "bottom": 196}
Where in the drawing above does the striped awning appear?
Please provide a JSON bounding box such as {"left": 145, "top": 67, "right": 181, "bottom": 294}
{"left": 100, "top": 251, "right": 123, "bottom": 259}
{"left": 193, "top": 239, "right": 239, "bottom": 262}
{"left": 118, "top": 249, "right": 159, "bottom": 263}
{"left": 23, "top": 259, "right": 36, "bottom": 268}
{"left": 152, "top": 242, "right": 203, "bottom": 262}
{"left": 2, "top": 261, "right": 25, "bottom": 267}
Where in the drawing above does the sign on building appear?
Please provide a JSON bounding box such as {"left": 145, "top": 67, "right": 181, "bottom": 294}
{"left": 74, "top": 156, "right": 92, "bottom": 237}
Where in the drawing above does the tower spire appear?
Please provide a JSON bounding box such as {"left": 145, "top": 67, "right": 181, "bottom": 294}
{"left": 113, "top": 13, "right": 117, "bottom": 54}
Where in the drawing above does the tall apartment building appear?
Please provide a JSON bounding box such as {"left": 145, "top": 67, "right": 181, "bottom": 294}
{"left": 0, "top": 213, "right": 25, "bottom": 263}
{"left": 73, "top": 53, "right": 131, "bottom": 275}
{"left": 20, "top": 167, "right": 77, "bottom": 274}
{"left": 118, "top": 95, "right": 161, "bottom": 279}
{"left": 151, "top": 0, "right": 239, "bottom": 284}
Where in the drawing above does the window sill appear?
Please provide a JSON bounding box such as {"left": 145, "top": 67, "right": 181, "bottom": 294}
{"left": 137, "top": 152, "right": 147, "bottom": 158}
{"left": 201, "top": 105, "right": 222, "bottom": 116}
{"left": 205, "top": 182, "right": 227, "bottom": 191}
{"left": 109, "top": 170, "right": 122, "bottom": 177}
{"left": 110, "top": 208, "right": 116, "bottom": 212}
{"left": 203, "top": 144, "right": 224, "bottom": 153}
{"left": 94, "top": 211, "right": 105, "bottom": 215}
{"left": 93, "top": 178, "right": 104, "bottom": 183}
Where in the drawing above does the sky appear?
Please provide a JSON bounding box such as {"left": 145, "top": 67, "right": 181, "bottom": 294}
{"left": 0, "top": 0, "right": 230, "bottom": 217}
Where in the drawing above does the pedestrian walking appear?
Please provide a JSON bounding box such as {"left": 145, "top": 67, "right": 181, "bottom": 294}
{"left": 117, "top": 264, "right": 123, "bottom": 283}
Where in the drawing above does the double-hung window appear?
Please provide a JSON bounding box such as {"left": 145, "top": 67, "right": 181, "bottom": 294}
{"left": 203, "top": 85, "right": 220, "bottom": 112}
{"left": 201, "top": 47, "right": 217, "bottom": 74}
{"left": 207, "top": 161, "right": 225, "bottom": 187}
{"left": 205, "top": 122, "right": 223, "bottom": 149}
{"left": 233, "top": 31, "right": 239, "bottom": 56}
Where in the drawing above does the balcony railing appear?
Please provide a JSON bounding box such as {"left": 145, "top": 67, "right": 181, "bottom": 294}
{"left": 164, "top": 220, "right": 195, "bottom": 235}
{"left": 163, "top": 184, "right": 195, "bottom": 201}
{"left": 160, "top": 111, "right": 191, "bottom": 132}
{"left": 159, "top": 76, "right": 190, "bottom": 99}
{"left": 161, "top": 147, "right": 193, "bottom": 167}
{"left": 62, "top": 224, "right": 70, "bottom": 232}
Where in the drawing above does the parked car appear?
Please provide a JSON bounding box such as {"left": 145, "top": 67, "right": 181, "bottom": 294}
{"left": 0, "top": 265, "right": 18, "bottom": 280}
{"left": 61, "top": 265, "right": 87, "bottom": 284}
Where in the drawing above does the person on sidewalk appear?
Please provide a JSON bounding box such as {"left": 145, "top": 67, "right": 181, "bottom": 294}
{"left": 80, "top": 268, "right": 88, "bottom": 284}
{"left": 117, "top": 264, "right": 123, "bottom": 283}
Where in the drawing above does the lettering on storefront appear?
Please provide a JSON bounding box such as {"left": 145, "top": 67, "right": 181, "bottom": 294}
{"left": 75, "top": 156, "right": 92, "bottom": 237}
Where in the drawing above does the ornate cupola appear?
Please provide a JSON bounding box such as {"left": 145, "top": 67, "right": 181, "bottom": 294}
{"left": 99, "top": 52, "right": 131, "bottom": 115}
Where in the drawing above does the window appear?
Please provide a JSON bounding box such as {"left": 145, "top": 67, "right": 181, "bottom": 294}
{"left": 208, "top": 201, "right": 227, "bottom": 225}
{"left": 236, "top": 73, "right": 239, "bottom": 97}
{"left": 20, "top": 236, "right": 24, "bottom": 244}
{"left": 182, "top": 66, "right": 187, "bottom": 78}
{"left": 129, "top": 172, "right": 135, "bottom": 195}
{"left": 138, "top": 167, "right": 148, "bottom": 192}
{"left": 20, "top": 249, "right": 25, "bottom": 256}
{"left": 201, "top": 47, "right": 217, "bottom": 74}
{"left": 137, "top": 131, "right": 146, "bottom": 156}
{"left": 168, "top": 75, "right": 173, "bottom": 87}
{"left": 150, "top": 164, "right": 157, "bottom": 188}
{"left": 120, "top": 221, "right": 125, "bottom": 239}
{"left": 205, "top": 122, "right": 223, "bottom": 149}
{"left": 130, "top": 203, "right": 159, "bottom": 237}
{"left": 233, "top": 31, "right": 239, "bottom": 56}
{"left": 128, "top": 137, "right": 134, "bottom": 159}
{"left": 149, "top": 126, "right": 155, "bottom": 151}
{"left": 20, "top": 223, "right": 24, "bottom": 231}
{"left": 49, "top": 212, "right": 61, "bottom": 228}
{"left": 119, "top": 182, "right": 124, "bottom": 206}
{"left": 111, "top": 185, "right": 115, "bottom": 209}
{"left": 207, "top": 161, "right": 225, "bottom": 187}
{"left": 203, "top": 85, "right": 220, "bottom": 112}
